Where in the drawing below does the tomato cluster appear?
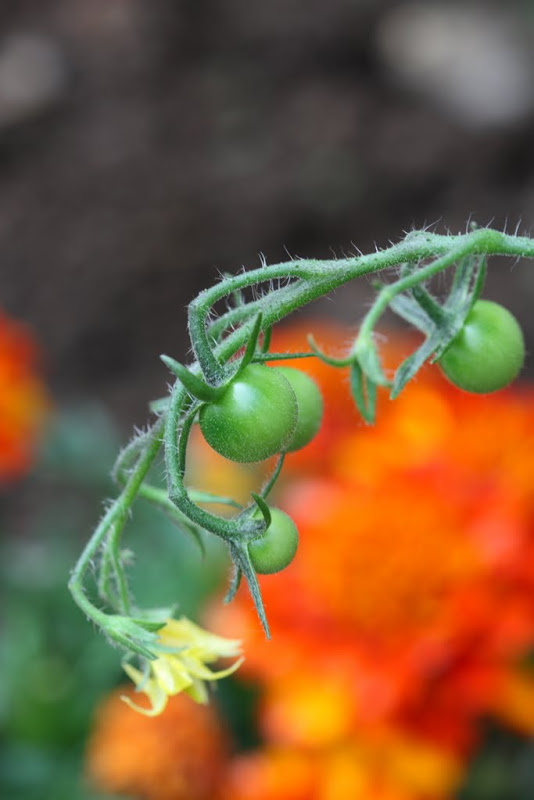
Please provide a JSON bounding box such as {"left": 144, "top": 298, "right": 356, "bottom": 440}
{"left": 198, "top": 362, "right": 323, "bottom": 575}
{"left": 198, "top": 300, "right": 526, "bottom": 579}
{"left": 438, "top": 300, "right": 525, "bottom": 394}
{"left": 199, "top": 364, "right": 323, "bottom": 463}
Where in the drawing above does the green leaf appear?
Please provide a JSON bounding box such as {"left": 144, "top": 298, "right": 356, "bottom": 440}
{"left": 160, "top": 356, "right": 224, "bottom": 402}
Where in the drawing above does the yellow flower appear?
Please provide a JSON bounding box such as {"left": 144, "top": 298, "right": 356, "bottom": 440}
{"left": 121, "top": 617, "right": 243, "bottom": 716}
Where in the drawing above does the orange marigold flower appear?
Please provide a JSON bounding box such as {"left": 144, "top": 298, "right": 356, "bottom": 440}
{"left": 222, "top": 735, "right": 461, "bottom": 800}
{"left": 208, "top": 319, "right": 534, "bottom": 795}
{"left": 0, "top": 311, "right": 49, "bottom": 482}
{"left": 86, "top": 684, "right": 228, "bottom": 800}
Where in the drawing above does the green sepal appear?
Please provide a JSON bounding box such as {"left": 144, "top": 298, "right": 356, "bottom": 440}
{"left": 468, "top": 256, "right": 487, "bottom": 307}
{"left": 389, "top": 293, "right": 433, "bottom": 333}
{"left": 160, "top": 356, "right": 225, "bottom": 402}
{"left": 224, "top": 562, "right": 243, "bottom": 603}
{"left": 230, "top": 541, "right": 270, "bottom": 638}
{"left": 132, "top": 605, "right": 177, "bottom": 625}
{"left": 350, "top": 361, "right": 377, "bottom": 424}
{"left": 391, "top": 333, "right": 441, "bottom": 398}
{"left": 412, "top": 285, "right": 448, "bottom": 326}
{"left": 355, "top": 339, "right": 390, "bottom": 387}
{"left": 251, "top": 492, "right": 272, "bottom": 529}
{"left": 128, "top": 618, "right": 166, "bottom": 633}
{"left": 388, "top": 254, "right": 487, "bottom": 394}
{"left": 448, "top": 254, "right": 483, "bottom": 308}
{"left": 236, "top": 312, "right": 264, "bottom": 374}
{"left": 261, "top": 325, "right": 273, "bottom": 354}
{"left": 104, "top": 615, "right": 160, "bottom": 659}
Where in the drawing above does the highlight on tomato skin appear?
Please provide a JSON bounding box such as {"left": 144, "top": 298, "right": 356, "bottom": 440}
{"left": 199, "top": 364, "right": 298, "bottom": 463}
{"left": 438, "top": 300, "right": 525, "bottom": 394}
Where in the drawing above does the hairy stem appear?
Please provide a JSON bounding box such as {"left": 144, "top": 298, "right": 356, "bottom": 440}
{"left": 69, "top": 418, "right": 164, "bottom": 625}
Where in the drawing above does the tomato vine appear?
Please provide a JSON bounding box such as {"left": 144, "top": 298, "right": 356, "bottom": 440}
{"left": 69, "top": 226, "right": 533, "bottom": 659}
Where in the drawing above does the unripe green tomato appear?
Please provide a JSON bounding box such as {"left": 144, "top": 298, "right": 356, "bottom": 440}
{"left": 199, "top": 364, "right": 297, "bottom": 462}
{"left": 274, "top": 366, "right": 323, "bottom": 452}
{"left": 438, "top": 300, "right": 525, "bottom": 393}
{"left": 248, "top": 507, "right": 299, "bottom": 574}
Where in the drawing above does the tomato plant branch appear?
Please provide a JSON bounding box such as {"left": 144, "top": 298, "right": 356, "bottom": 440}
{"left": 71, "top": 225, "right": 534, "bottom": 659}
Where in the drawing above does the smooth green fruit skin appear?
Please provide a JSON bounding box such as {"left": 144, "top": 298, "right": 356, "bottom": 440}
{"left": 199, "top": 364, "right": 298, "bottom": 462}
{"left": 248, "top": 507, "right": 299, "bottom": 574}
{"left": 274, "top": 367, "right": 324, "bottom": 452}
{"left": 439, "top": 300, "right": 525, "bottom": 394}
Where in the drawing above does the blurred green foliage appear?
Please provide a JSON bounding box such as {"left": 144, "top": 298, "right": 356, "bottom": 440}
{"left": 1, "top": 404, "right": 534, "bottom": 800}
{"left": 0, "top": 406, "right": 227, "bottom": 800}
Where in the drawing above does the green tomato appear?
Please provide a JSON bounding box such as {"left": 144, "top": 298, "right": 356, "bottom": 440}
{"left": 438, "top": 300, "right": 525, "bottom": 393}
{"left": 274, "top": 366, "right": 323, "bottom": 452}
{"left": 199, "top": 364, "right": 297, "bottom": 462}
{"left": 248, "top": 507, "right": 299, "bottom": 574}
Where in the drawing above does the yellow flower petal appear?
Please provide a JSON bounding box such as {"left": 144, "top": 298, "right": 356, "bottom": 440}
{"left": 120, "top": 681, "right": 168, "bottom": 716}
{"left": 121, "top": 617, "right": 243, "bottom": 715}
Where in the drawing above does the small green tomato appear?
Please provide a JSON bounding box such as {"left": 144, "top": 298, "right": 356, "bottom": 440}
{"left": 248, "top": 507, "right": 299, "bottom": 574}
{"left": 199, "top": 364, "right": 297, "bottom": 462}
{"left": 274, "top": 366, "right": 323, "bottom": 452}
{"left": 438, "top": 300, "right": 525, "bottom": 394}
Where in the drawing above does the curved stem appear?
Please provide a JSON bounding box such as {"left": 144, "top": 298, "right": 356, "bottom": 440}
{"left": 261, "top": 454, "right": 285, "bottom": 500}
{"left": 164, "top": 382, "right": 264, "bottom": 541}
{"left": 168, "top": 228, "right": 534, "bottom": 543}
{"left": 69, "top": 418, "right": 164, "bottom": 625}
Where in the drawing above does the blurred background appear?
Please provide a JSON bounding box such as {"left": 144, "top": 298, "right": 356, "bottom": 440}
{"left": 3, "top": 0, "right": 534, "bottom": 798}
{"left": 0, "top": 0, "right": 534, "bottom": 418}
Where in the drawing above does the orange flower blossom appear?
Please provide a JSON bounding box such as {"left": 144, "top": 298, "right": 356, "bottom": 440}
{"left": 86, "top": 320, "right": 534, "bottom": 800}
{"left": 205, "top": 320, "right": 534, "bottom": 800}
{"left": 0, "top": 310, "right": 49, "bottom": 482}
{"left": 87, "top": 685, "right": 228, "bottom": 800}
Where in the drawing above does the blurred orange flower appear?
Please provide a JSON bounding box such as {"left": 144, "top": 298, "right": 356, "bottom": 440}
{"left": 210, "top": 320, "right": 534, "bottom": 799}
{"left": 86, "top": 320, "right": 534, "bottom": 800}
{"left": 0, "top": 311, "right": 49, "bottom": 482}
{"left": 86, "top": 685, "right": 228, "bottom": 800}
